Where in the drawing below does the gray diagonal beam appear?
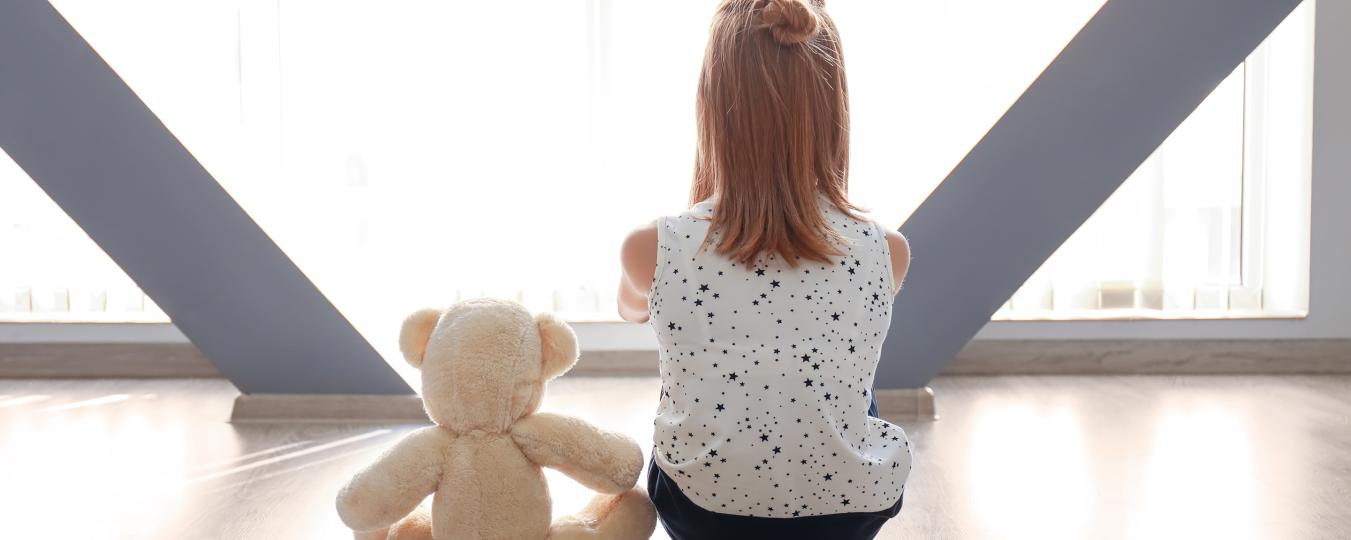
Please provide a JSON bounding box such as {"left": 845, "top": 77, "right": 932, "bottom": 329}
{"left": 0, "top": 1, "right": 411, "bottom": 395}
{"left": 878, "top": 0, "right": 1304, "bottom": 388}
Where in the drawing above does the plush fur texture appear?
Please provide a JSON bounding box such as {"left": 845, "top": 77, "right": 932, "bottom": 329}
{"left": 336, "top": 298, "right": 657, "bottom": 540}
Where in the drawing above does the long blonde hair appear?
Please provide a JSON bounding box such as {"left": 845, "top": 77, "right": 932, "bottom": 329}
{"left": 691, "top": 0, "right": 864, "bottom": 267}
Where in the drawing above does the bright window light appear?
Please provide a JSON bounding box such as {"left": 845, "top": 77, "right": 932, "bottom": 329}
{"left": 0, "top": 0, "right": 1313, "bottom": 328}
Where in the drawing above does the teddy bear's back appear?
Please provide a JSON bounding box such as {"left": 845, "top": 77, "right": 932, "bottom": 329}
{"left": 432, "top": 429, "right": 552, "bottom": 539}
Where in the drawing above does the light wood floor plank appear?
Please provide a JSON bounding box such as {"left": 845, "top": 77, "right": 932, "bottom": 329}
{"left": 1, "top": 375, "right": 1349, "bottom": 538}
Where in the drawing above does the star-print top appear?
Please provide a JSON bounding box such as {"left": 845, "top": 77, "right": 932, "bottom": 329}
{"left": 647, "top": 194, "right": 912, "bottom": 518}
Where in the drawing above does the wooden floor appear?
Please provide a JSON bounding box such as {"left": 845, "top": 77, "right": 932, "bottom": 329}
{"left": 1, "top": 375, "right": 1349, "bottom": 539}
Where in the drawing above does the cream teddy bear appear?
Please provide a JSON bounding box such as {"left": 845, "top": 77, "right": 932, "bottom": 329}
{"left": 336, "top": 298, "right": 657, "bottom": 540}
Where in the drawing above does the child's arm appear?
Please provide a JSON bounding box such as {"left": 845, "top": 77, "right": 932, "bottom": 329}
{"left": 511, "top": 412, "right": 643, "bottom": 494}
{"left": 617, "top": 220, "right": 658, "bottom": 323}
{"left": 880, "top": 223, "right": 911, "bottom": 296}
{"left": 335, "top": 427, "right": 450, "bottom": 532}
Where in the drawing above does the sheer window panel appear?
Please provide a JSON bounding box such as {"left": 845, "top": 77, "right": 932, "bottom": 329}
{"left": 1005, "top": 60, "right": 1245, "bottom": 318}
{"left": 999, "top": 68, "right": 1255, "bottom": 319}
{"left": 0, "top": 148, "right": 164, "bottom": 322}
{"left": 1250, "top": 1, "right": 1314, "bottom": 316}
{"left": 0, "top": 0, "right": 246, "bottom": 323}
{"left": 996, "top": 1, "right": 1313, "bottom": 320}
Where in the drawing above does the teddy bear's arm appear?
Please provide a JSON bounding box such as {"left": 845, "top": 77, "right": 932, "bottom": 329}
{"left": 336, "top": 426, "right": 450, "bottom": 532}
{"left": 511, "top": 412, "right": 643, "bottom": 494}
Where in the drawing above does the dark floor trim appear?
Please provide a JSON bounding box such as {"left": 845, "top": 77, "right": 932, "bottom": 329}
{"left": 945, "top": 339, "right": 1351, "bottom": 375}
{"left": 5, "top": 339, "right": 1348, "bottom": 380}
{"left": 230, "top": 393, "right": 428, "bottom": 423}
{"left": 877, "top": 387, "right": 938, "bottom": 420}
{"left": 568, "top": 350, "right": 660, "bottom": 377}
{"left": 0, "top": 343, "right": 220, "bottom": 378}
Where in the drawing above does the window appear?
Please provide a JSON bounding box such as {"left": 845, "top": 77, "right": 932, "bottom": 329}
{"left": 999, "top": 1, "right": 1314, "bottom": 319}
{"left": 0, "top": 0, "right": 1313, "bottom": 327}
{"left": 0, "top": 149, "right": 165, "bottom": 321}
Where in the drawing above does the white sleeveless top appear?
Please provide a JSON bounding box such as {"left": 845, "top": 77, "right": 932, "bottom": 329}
{"left": 648, "top": 195, "right": 911, "bottom": 518}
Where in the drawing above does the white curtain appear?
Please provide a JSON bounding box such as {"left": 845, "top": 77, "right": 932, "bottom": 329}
{"left": 1001, "top": 1, "right": 1313, "bottom": 319}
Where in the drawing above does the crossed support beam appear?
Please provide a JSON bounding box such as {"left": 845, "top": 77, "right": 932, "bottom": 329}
{"left": 0, "top": 0, "right": 1307, "bottom": 401}
{"left": 0, "top": 0, "right": 411, "bottom": 396}
{"left": 877, "top": 0, "right": 1304, "bottom": 389}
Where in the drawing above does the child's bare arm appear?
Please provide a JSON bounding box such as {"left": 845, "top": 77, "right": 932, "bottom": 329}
{"left": 617, "top": 220, "right": 659, "bottom": 323}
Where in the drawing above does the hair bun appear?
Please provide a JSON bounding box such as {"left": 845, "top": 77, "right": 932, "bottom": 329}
{"left": 760, "top": 0, "right": 820, "bottom": 46}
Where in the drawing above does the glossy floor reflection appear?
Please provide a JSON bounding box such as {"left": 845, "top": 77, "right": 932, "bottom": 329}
{"left": 0, "top": 375, "right": 1348, "bottom": 539}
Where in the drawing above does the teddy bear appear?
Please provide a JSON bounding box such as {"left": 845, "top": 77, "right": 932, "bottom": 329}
{"left": 335, "top": 298, "right": 657, "bottom": 540}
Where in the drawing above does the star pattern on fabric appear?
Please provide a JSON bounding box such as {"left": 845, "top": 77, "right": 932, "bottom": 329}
{"left": 645, "top": 200, "right": 911, "bottom": 517}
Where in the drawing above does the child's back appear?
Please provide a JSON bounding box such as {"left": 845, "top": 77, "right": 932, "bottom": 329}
{"left": 616, "top": 0, "right": 913, "bottom": 537}
{"left": 647, "top": 194, "right": 911, "bottom": 519}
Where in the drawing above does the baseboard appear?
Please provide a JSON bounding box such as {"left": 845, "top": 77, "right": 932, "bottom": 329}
{"left": 944, "top": 339, "right": 1351, "bottom": 375}
{"left": 0, "top": 344, "right": 648, "bottom": 379}
{"left": 0, "top": 343, "right": 220, "bottom": 378}
{"left": 569, "top": 350, "right": 659, "bottom": 377}
{"left": 6, "top": 339, "right": 1348, "bottom": 381}
{"left": 230, "top": 393, "right": 429, "bottom": 423}
{"left": 876, "top": 387, "right": 937, "bottom": 420}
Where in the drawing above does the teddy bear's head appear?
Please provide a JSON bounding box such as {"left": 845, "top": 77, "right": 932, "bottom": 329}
{"left": 397, "top": 298, "right": 579, "bottom": 432}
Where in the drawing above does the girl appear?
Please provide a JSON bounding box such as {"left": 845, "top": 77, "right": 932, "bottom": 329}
{"left": 617, "top": 1, "right": 912, "bottom": 538}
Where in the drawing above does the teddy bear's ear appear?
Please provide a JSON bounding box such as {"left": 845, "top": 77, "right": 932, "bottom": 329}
{"left": 399, "top": 308, "right": 442, "bottom": 369}
{"left": 535, "top": 312, "right": 579, "bottom": 380}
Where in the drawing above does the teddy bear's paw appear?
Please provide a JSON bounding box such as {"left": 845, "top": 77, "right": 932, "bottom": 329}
{"left": 548, "top": 488, "right": 657, "bottom": 540}
{"left": 352, "top": 506, "right": 432, "bottom": 540}
{"left": 385, "top": 509, "right": 434, "bottom": 540}
{"left": 353, "top": 528, "right": 390, "bottom": 540}
{"left": 547, "top": 515, "right": 598, "bottom": 540}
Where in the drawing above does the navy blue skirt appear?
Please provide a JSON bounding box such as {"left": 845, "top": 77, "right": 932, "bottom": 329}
{"left": 645, "top": 397, "right": 904, "bottom": 540}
